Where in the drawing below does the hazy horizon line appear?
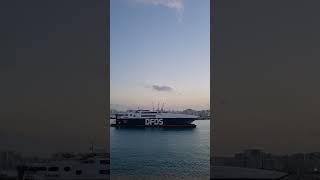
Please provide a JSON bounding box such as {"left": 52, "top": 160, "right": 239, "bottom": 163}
{"left": 110, "top": 103, "right": 210, "bottom": 111}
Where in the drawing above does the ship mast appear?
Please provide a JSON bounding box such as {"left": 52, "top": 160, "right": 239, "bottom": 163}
{"left": 161, "top": 102, "right": 165, "bottom": 112}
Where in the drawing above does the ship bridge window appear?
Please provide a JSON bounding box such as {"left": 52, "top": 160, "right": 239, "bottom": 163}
{"left": 141, "top": 111, "right": 157, "bottom": 114}
{"left": 48, "top": 167, "right": 59, "bottom": 171}
{"left": 99, "top": 170, "right": 110, "bottom": 174}
{"left": 100, "top": 160, "right": 110, "bottom": 164}
{"left": 64, "top": 167, "right": 71, "bottom": 172}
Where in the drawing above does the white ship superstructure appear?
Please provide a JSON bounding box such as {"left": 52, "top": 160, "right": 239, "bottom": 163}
{"left": 112, "top": 110, "right": 199, "bottom": 127}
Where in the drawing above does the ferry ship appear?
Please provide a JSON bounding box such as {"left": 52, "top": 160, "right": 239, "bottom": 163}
{"left": 111, "top": 109, "right": 199, "bottom": 128}
{"left": 22, "top": 152, "right": 109, "bottom": 180}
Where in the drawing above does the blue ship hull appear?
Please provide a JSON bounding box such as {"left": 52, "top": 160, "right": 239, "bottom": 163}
{"left": 112, "top": 118, "right": 196, "bottom": 128}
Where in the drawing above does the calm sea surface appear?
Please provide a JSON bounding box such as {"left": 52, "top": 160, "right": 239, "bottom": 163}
{"left": 110, "top": 120, "right": 210, "bottom": 180}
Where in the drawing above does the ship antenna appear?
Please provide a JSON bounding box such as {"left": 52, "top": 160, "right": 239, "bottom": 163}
{"left": 157, "top": 103, "right": 160, "bottom": 111}
{"left": 152, "top": 102, "right": 154, "bottom": 111}
{"left": 160, "top": 102, "right": 163, "bottom": 112}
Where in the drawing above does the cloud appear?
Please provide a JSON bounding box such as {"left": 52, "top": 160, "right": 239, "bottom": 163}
{"left": 152, "top": 85, "right": 173, "bottom": 92}
{"left": 137, "top": 0, "right": 184, "bottom": 10}
{"left": 136, "top": 0, "right": 184, "bottom": 22}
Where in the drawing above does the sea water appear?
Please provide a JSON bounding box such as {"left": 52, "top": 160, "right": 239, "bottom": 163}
{"left": 110, "top": 120, "right": 210, "bottom": 180}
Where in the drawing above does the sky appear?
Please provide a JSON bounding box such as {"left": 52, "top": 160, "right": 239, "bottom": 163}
{"left": 2, "top": 0, "right": 320, "bottom": 161}
{"left": 212, "top": 0, "right": 320, "bottom": 156}
{"left": 110, "top": 0, "right": 210, "bottom": 111}
{"left": 0, "top": 0, "right": 108, "bottom": 156}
